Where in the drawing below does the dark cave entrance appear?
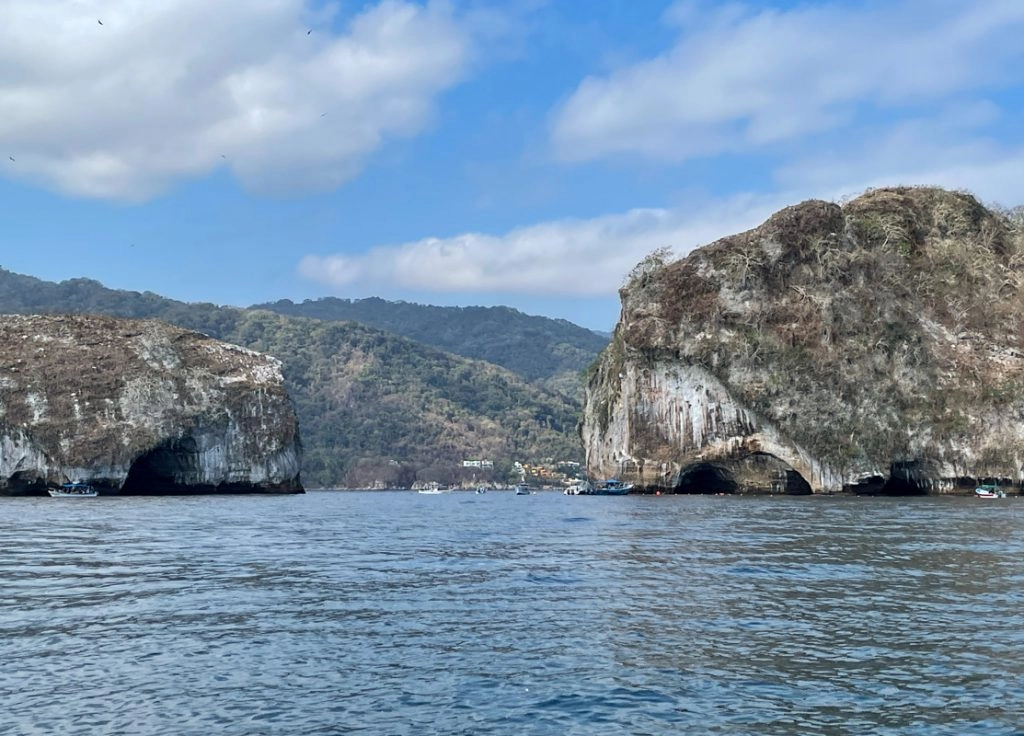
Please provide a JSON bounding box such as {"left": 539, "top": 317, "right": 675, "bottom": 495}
{"left": 880, "top": 461, "right": 930, "bottom": 496}
{"left": 8, "top": 471, "right": 48, "bottom": 496}
{"left": 674, "top": 463, "right": 738, "bottom": 494}
{"left": 121, "top": 438, "right": 202, "bottom": 495}
{"left": 779, "top": 468, "right": 813, "bottom": 495}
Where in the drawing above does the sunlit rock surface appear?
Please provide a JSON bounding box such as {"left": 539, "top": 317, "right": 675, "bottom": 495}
{"left": 0, "top": 314, "right": 302, "bottom": 495}
{"left": 582, "top": 187, "right": 1024, "bottom": 494}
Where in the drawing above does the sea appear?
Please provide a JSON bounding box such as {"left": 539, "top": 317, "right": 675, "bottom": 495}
{"left": 2, "top": 491, "right": 1022, "bottom": 735}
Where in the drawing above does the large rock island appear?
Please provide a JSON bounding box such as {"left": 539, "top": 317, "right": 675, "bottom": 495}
{"left": 581, "top": 187, "right": 1024, "bottom": 495}
{"left": 0, "top": 314, "right": 302, "bottom": 495}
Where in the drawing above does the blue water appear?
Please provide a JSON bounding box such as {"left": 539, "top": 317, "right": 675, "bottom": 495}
{"left": 2, "top": 491, "right": 1022, "bottom": 735}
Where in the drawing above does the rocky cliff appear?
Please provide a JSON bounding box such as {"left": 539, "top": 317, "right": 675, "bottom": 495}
{"left": 0, "top": 314, "right": 302, "bottom": 495}
{"left": 581, "top": 187, "right": 1024, "bottom": 494}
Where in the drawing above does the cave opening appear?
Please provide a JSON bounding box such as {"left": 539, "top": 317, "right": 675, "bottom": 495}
{"left": 8, "top": 470, "right": 48, "bottom": 496}
{"left": 880, "top": 461, "right": 929, "bottom": 496}
{"left": 674, "top": 463, "right": 738, "bottom": 494}
{"left": 781, "top": 468, "right": 812, "bottom": 495}
{"left": 121, "top": 438, "right": 202, "bottom": 495}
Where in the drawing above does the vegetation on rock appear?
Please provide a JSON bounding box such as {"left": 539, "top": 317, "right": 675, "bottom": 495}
{"left": 586, "top": 187, "right": 1024, "bottom": 494}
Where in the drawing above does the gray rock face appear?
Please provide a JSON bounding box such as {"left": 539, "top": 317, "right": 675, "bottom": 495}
{"left": 581, "top": 187, "right": 1024, "bottom": 494}
{"left": 0, "top": 314, "right": 302, "bottom": 494}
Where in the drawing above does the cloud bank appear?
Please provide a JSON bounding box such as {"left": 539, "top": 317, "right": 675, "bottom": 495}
{"left": 298, "top": 195, "right": 784, "bottom": 297}
{"left": 299, "top": 0, "right": 1024, "bottom": 301}
{"left": 551, "top": 0, "right": 1024, "bottom": 162}
{"left": 0, "top": 0, "right": 472, "bottom": 200}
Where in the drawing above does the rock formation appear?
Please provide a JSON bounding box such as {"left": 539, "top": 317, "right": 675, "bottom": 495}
{"left": 0, "top": 314, "right": 302, "bottom": 495}
{"left": 581, "top": 187, "right": 1024, "bottom": 494}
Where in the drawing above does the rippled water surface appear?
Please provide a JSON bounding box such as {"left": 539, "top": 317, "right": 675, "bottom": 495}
{"left": 2, "top": 492, "right": 1023, "bottom": 735}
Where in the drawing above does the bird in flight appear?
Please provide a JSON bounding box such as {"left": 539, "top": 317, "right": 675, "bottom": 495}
{"left": 307, "top": 29, "right": 311, "bottom": 35}
{"left": 8, "top": 156, "right": 14, "bottom": 162}
{"left": 97, "top": 19, "right": 103, "bottom": 25}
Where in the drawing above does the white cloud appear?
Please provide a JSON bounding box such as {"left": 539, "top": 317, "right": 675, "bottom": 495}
{"left": 0, "top": 0, "right": 472, "bottom": 200}
{"left": 300, "top": 106, "right": 1024, "bottom": 301}
{"left": 298, "top": 194, "right": 784, "bottom": 297}
{"left": 550, "top": 0, "right": 1024, "bottom": 162}
{"left": 777, "top": 105, "right": 1024, "bottom": 208}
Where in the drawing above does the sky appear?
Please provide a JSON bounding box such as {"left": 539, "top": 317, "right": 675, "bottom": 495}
{"left": 1, "top": 0, "right": 1022, "bottom": 332}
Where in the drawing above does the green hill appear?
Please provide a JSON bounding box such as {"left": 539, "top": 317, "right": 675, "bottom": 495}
{"left": 252, "top": 297, "right": 608, "bottom": 397}
{"left": 0, "top": 269, "right": 586, "bottom": 487}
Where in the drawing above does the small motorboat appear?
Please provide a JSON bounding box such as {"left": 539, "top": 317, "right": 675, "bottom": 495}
{"left": 49, "top": 482, "right": 97, "bottom": 498}
{"left": 514, "top": 484, "right": 531, "bottom": 495}
{"left": 564, "top": 481, "right": 591, "bottom": 495}
{"left": 974, "top": 485, "right": 1006, "bottom": 498}
{"left": 417, "top": 488, "right": 449, "bottom": 495}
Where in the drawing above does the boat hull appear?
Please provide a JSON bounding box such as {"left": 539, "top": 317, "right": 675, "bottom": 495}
{"left": 48, "top": 489, "right": 98, "bottom": 498}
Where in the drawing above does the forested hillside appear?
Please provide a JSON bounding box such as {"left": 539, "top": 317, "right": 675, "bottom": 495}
{"left": 253, "top": 297, "right": 608, "bottom": 397}
{"left": 0, "top": 269, "right": 585, "bottom": 487}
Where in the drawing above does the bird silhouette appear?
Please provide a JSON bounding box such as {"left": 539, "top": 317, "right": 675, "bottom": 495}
{"left": 306, "top": 29, "right": 311, "bottom": 35}
{"left": 97, "top": 19, "right": 103, "bottom": 25}
{"left": 8, "top": 156, "right": 14, "bottom": 162}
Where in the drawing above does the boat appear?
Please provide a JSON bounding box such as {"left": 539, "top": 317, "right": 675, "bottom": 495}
{"left": 583, "top": 479, "right": 633, "bottom": 496}
{"left": 417, "top": 485, "right": 449, "bottom": 495}
{"left": 474, "top": 486, "right": 487, "bottom": 494}
{"left": 49, "top": 481, "right": 97, "bottom": 498}
{"left": 514, "top": 483, "right": 531, "bottom": 495}
{"left": 974, "top": 485, "right": 1006, "bottom": 498}
{"left": 564, "top": 481, "right": 591, "bottom": 495}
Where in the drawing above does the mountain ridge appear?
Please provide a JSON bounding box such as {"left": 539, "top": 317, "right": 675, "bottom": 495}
{"left": 0, "top": 268, "right": 597, "bottom": 488}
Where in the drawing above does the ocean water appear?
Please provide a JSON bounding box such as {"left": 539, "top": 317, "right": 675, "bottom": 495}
{"left": 1, "top": 491, "right": 1022, "bottom": 735}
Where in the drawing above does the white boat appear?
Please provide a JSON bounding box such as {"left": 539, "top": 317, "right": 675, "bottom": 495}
{"left": 49, "top": 482, "right": 97, "bottom": 498}
{"left": 514, "top": 484, "right": 531, "bottom": 495}
{"left": 974, "top": 485, "right": 1006, "bottom": 498}
{"left": 564, "top": 481, "right": 591, "bottom": 495}
{"left": 417, "top": 488, "right": 449, "bottom": 495}
{"left": 474, "top": 486, "right": 487, "bottom": 494}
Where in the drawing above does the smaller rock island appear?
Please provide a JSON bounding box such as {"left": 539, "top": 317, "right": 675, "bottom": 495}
{"left": 0, "top": 314, "right": 303, "bottom": 495}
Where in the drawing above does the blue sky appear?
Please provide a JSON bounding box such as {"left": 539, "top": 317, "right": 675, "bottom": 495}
{"left": 1, "top": 0, "right": 1022, "bottom": 332}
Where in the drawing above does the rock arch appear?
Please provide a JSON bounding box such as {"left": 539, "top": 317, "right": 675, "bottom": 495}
{"left": 672, "top": 451, "right": 812, "bottom": 494}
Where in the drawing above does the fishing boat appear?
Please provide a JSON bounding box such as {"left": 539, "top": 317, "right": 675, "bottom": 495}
{"left": 974, "top": 485, "right": 1006, "bottom": 498}
{"left": 49, "top": 481, "right": 97, "bottom": 498}
{"left": 584, "top": 479, "right": 633, "bottom": 496}
{"left": 514, "top": 483, "right": 531, "bottom": 495}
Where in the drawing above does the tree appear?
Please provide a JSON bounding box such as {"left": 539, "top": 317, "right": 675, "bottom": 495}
{"left": 624, "top": 246, "right": 674, "bottom": 288}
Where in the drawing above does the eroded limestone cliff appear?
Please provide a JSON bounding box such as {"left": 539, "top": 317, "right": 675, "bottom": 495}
{"left": 582, "top": 187, "right": 1024, "bottom": 494}
{"left": 0, "top": 314, "right": 302, "bottom": 494}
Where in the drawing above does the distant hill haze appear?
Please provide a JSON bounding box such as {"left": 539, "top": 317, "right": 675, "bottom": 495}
{"left": 0, "top": 270, "right": 602, "bottom": 488}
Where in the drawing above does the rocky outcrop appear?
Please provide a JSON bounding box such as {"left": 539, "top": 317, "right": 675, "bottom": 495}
{"left": 582, "top": 187, "right": 1024, "bottom": 494}
{"left": 0, "top": 314, "right": 302, "bottom": 495}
